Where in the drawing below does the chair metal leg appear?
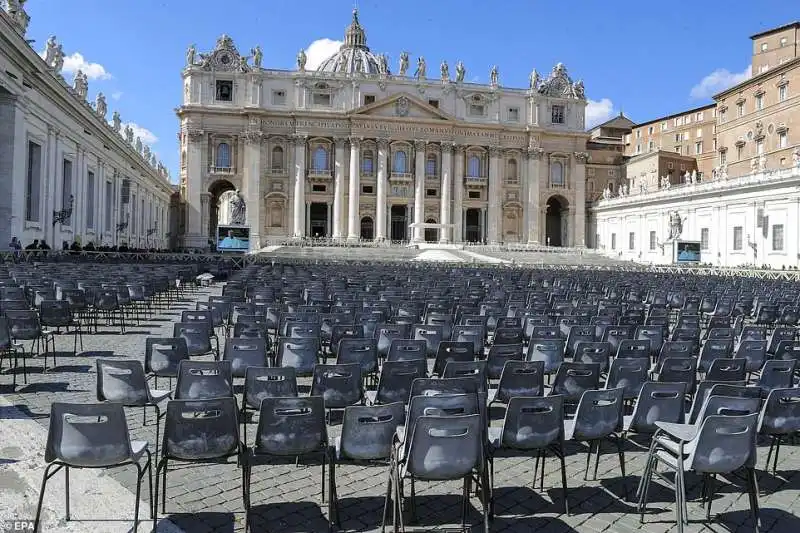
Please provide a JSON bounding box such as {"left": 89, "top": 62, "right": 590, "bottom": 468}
{"left": 705, "top": 474, "right": 714, "bottom": 521}
{"left": 747, "top": 467, "right": 761, "bottom": 528}
{"left": 33, "top": 463, "right": 62, "bottom": 533}
{"left": 65, "top": 466, "right": 70, "bottom": 520}
{"left": 583, "top": 441, "right": 593, "bottom": 481}
{"left": 616, "top": 434, "right": 628, "bottom": 501}
{"left": 773, "top": 436, "right": 782, "bottom": 474}
{"left": 593, "top": 439, "right": 602, "bottom": 481}
{"left": 133, "top": 463, "right": 143, "bottom": 533}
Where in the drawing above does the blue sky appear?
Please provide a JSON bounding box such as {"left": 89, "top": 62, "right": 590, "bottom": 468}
{"left": 23, "top": 0, "right": 799, "bottom": 182}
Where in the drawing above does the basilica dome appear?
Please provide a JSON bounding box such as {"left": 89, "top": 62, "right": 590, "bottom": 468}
{"left": 316, "top": 9, "right": 385, "bottom": 76}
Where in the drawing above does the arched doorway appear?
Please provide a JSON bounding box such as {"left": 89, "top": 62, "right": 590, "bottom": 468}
{"left": 360, "top": 216, "right": 374, "bottom": 240}
{"left": 208, "top": 179, "right": 235, "bottom": 243}
{"left": 390, "top": 205, "right": 408, "bottom": 241}
{"left": 545, "top": 196, "right": 569, "bottom": 247}
{"left": 309, "top": 203, "right": 328, "bottom": 238}
{"left": 424, "top": 218, "right": 438, "bottom": 242}
{"left": 465, "top": 208, "right": 482, "bottom": 243}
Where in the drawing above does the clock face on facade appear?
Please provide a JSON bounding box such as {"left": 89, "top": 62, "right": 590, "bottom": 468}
{"left": 220, "top": 53, "right": 231, "bottom": 65}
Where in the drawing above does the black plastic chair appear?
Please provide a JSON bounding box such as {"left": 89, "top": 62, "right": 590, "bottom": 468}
{"left": 222, "top": 337, "right": 270, "bottom": 378}
{"left": 5, "top": 309, "right": 55, "bottom": 379}
{"left": 144, "top": 337, "right": 190, "bottom": 389}
{"left": 154, "top": 397, "right": 245, "bottom": 528}
{"left": 310, "top": 363, "right": 364, "bottom": 416}
{"left": 244, "top": 396, "right": 333, "bottom": 532}
{"left": 366, "top": 358, "right": 427, "bottom": 405}
{"left": 241, "top": 366, "right": 298, "bottom": 445}
{"left": 487, "top": 360, "right": 545, "bottom": 406}
{"left": 173, "top": 322, "right": 219, "bottom": 360}
{"left": 488, "top": 395, "right": 568, "bottom": 515}
{"left": 174, "top": 360, "right": 234, "bottom": 400}
{"left": 759, "top": 387, "right": 800, "bottom": 473}
{"left": 35, "top": 402, "right": 152, "bottom": 533}
{"left": 276, "top": 336, "right": 321, "bottom": 376}
{"left": 39, "top": 300, "right": 84, "bottom": 357}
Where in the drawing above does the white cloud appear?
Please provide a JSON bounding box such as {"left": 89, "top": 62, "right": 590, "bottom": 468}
{"left": 121, "top": 122, "right": 158, "bottom": 145}
{"left": 585, "top": 98, "right": 615, "bottom": 128}
{"left": 39, "top": 49, "right": 112, "bottom": 80}
{"left": 690, "top": 65, "right": 751, "bottom": 100}
{"left": 304, "top": 38, "right": 342, "bottom": 70}
{"left": 111, "top": 91, "right": 123, "bottom": 101}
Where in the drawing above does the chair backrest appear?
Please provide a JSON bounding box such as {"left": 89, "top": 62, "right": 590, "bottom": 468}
{"left": 530, "top": 325, "right": 561, "bottom": 340}
{"left": 698, "top": 339, "right": 734, "bottom": 372}
{"left": 406, "top": 414, "right": 483, "bottom": 480}
{"left": 0, "top": 317, "right": 11, "bottom": 350}
{"left": 442, "top": 360, "right": 488, "bottom": 393}
{"left": 570, "top": 387, "right": 624, "bottom": 440}
{"left": 4, "top": 310, "right": 42, "bottom": 340}
{"left": 694, "top": 394, "right": 762, "bottom": 426}
{"left": 373, "top": 358, "right": 427, "bottom": 405}
{"left": 339, "top": 402, "right": 405, "bottom": 461}
{"left": 494, "top": 360, "right": 545, "bottom": 404}
{"left": 498, "top": 395, "right": 563, "bottom": 451}
{"left": 688, "top": 413, "right": 759, "bottom": 474}
{"left": 413, "top": 324, "right": 444, "bottom": 357}
{"left": 375, "top": 324, "right": 410, "bottom": 356}
{"left": 526, "top": 338, "right": 564, "bottom": 373}
{"left": 244, "top": 366, "right": 298, "bottom": 408}
{"left": 181, "top": 310, "right": 213, "bottom": 325}
{"left": 767, "top": 327, "right": 796, "bottom": 354}
{"left": 45, "top": 402, "right": 133, "bottom": 466}
{"left": 550, "top": 362, "right": 601, "bottom": 403}
{"left": 574, "top": 341, "right": 611, "bottom": 372}
{"left": 404, "top": 392, "right": 480, "bottom": 455}
{"left": 39, "top": 300, "right": 73, "bottom": 327}
{"left": 627, "top": 381, "right": 686, "bottom": 433}
{"left": 566, "top": 325, "right": 595, "bottom": 357}
{"left": 656, "top": 356, "right": 697, "bottom": 393}
{"left": 493, "top": 327, "right": 523, "bottom": 346}
{"left": 705, "top": 358, "right": 748, "bottom": 382}
{"left": 616, "top": 339, "right": 650, "bottom": 360}
{"left": 144, "top": 337, "right": 190, "bottom": 378}
{"left": 757, "top": 359, "right": 796, "bottom": 392}
{"left": 336, "top": 338, "right": 378, "bottom": 375}
{"left": 774, "top": 340, "right": 800, "bottom": 363}
{"left": 606, "top": 357, "right": 649, "bottom": 400}
{"left": 409, "top": 377, "right": 480, "bottom": 400}
{"left": 223, "top": 338, "right": 269, "bottom": 378}
{"left": 635, "top": 326, "right": 664, "bottom": 357}
{"left": 485, "top": 343, "right": 524, "bottom": 380}
{"left": 276, "top": 336, "right": 320, "bottom": 375}
{"left": 733, "top": 340, "right": 767, "bottom": 372}
{"left": 175, "top": 360, "right": 234, "bottom": 400}
{"left": 163, "top": 397, "right": 240, "bottom": 460}
{"left": 432, "top": 341, "right": 474, "bottom": 375}
{"left": 254, "top": 396, "right": 327, "bottom": 455}
{"left": 310, "top": 363, "right": 363, "bottom": 409}
{"left": 173, "top": 322, "right": 213, "bottom": 356}
{"left": 759, "top": 388, "right": 800, "bottom": 435}
{"left": 739, "top": 326, "right": 766, "bottom": 342}
{"left": 96, "top": 359, "right": 149, "bottom": 406}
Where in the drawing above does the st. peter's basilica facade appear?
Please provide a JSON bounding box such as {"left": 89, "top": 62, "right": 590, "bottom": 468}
{"left": 177, "top": 10, "right": 589, "bottom": 251}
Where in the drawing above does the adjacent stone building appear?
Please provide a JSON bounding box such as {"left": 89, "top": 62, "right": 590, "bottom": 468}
{"left": 0, "top": 4, "right": 173, "bottom": 250}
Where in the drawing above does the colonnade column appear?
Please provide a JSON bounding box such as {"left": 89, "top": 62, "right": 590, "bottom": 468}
{"left": 332, "top": 137, "right": 346, "bottom": 239}
{"left": 200, "top": 192, "right": 210, "bottom": 245}
{"left": 527, "top": 147, "right": 543, "bottom": 244}
{"left": 439, "top": 143, "right": 453, "bottom": 243}
{"left": 347, "top": 137, "right": 361, "bottom": 241}
{"left": 573, "top": 151, "right": 588, "bottom": 248}
{"left": 243, "top": 131, "right": 263, "bottom": 251}
{"left": 453, "top": 145, "right": 465, "bottom": 242}
{"left": 184, "top": 130, "right": 206, "bottom": 249}
{"left": 292, "top": 135, "right": 306, "bottom": 238}
{"left": 375, "top": 138, "right": 389, "bottom": 241}
{"left": 412, "top": 140, "right": 426, "bottom": 242}
{"left": 487, "top": 146, "right": 501, "bottom": 244}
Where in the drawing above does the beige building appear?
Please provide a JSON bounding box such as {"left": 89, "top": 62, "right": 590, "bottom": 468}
{"left": 625, "top": 151, "right": 698, "bottom": 193}
{"left": 177, "top": 10, "right": 590, "bottom": 250}
{"left": 585, "top": 113, "right": 632, "bottom": 201}
{"left": 624, "top": 104, "right": 717, "bottom": 179}
{"left": 750, "top": 21, "right": 799, "bottom": 75}
{"left": 714, "top": 23, "right": 799, "bottom": 178}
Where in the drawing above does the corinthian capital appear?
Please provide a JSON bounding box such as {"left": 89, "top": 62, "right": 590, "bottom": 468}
{"left": 333, "top": 136, "right": 348, "bottom": 148}
{"left": 527, "top": 147, "right": 544, "bottom": 160}
{"left": 377, "top": 137, "right": 391, "bottom": 150}
{"left": 488, "top": 146, "right": 502, "bottom": 157}
{"left": 242, "top": 130, "right": 263, "bottom": 144}
{"left": 574, "top": 151, "right": 590, "bottom": 164}
{"left": 414, "top": 139, "right": 427, "bottom": 151}
{"left": 440, "top": 141, "right": 454, "bottom": 154}
{"left": 349, "top": 136, "right": 362, "bottom": 148}
{"left": 290, "top": 134, "right": 307, "bottom": 146}
{"left": 186, "top": 129, "right": 205, "bottom": 142}
{"left": 454, "top": 144, "right": 466, "bottom": 155}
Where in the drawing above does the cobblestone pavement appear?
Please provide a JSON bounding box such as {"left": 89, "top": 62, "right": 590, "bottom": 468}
{"left": 2, "top": 284, "right": 800, "bottom": 533}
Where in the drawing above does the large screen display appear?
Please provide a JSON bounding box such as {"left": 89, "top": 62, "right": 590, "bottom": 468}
{"left": 217, "top": 225, "right": 250, "bottom": 252}
{"left": 675, "top": 241, "right": 701, "bottom": 263}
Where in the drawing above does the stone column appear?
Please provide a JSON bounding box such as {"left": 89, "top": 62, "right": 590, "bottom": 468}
{"left": 292, "top": 135, "right": 307, "bottom": 238}
{"left": 487, "top": 146, "right": 501, "bottom": 244}
{"left": 453, "top": 145, "right": 465, "bottom": 242}
{"left": 243, "top": 131, "right": 263, "bottom": 251}
{"left": 573, "top": 151, "right": 588, "bottom": 248}
{"left": 412, "top": 140, "right": 426, "bottom": 242}
{"left": 376, "top": 138, "right": 389, "bottom": 241}
{"left": 439, "top": 142, "right": 453, "bottom": 243}
{"left": 347, "top": 137, "right": 361, "bottom": 241}
{"left": 527, "top": 148, "right": 544, "bottom": 244}
{"left": 332, "top": 137, "right": 346, "bottom": 240}
{"left": 184, "top": 130, "right": 206, "bottom": 249}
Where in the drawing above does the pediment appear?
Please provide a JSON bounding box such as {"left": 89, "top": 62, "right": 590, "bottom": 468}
{"left": 352, "top": 93, "right": 454, "bottom": 121}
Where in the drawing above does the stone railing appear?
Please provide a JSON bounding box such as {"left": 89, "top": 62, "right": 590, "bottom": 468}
{"left": 594, "top": 165, "right": 800, "bottom": 209}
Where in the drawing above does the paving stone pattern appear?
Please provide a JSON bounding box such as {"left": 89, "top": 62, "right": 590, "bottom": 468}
{"left": 2, "top": 284, "right": 800, "bottom": 533}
